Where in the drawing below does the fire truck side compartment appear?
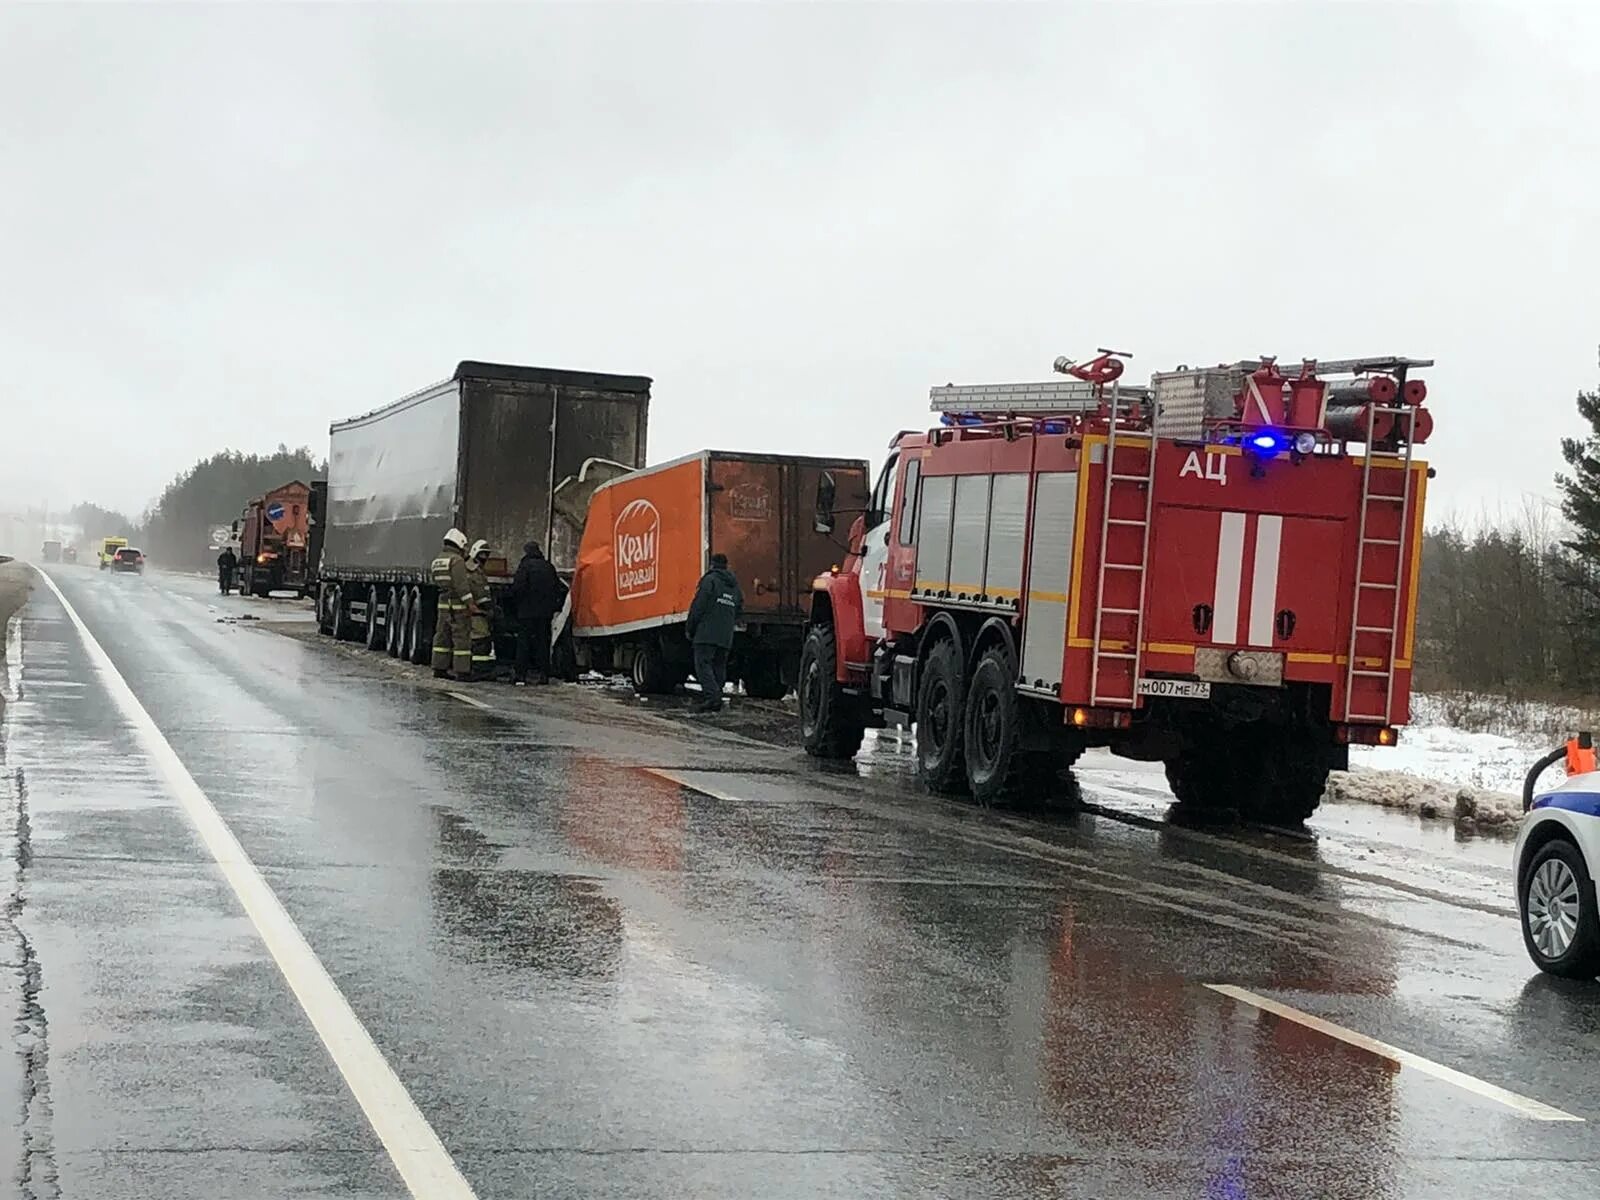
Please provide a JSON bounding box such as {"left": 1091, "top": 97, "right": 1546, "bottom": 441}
{"left": 1020, "top": 472, "right": 1078, "bottom": 692}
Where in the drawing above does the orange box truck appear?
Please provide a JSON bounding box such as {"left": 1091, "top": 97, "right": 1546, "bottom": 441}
{"left": 569, "top": 451, "right": 871, "bottom": 698}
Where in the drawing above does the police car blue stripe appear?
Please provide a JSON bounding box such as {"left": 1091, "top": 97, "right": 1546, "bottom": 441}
{"left": 1531, "top": 792, "right": 1600, "bottom": 817}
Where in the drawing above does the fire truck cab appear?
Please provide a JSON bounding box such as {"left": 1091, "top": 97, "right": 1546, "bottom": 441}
{"left": 801, "top": 352, "right": 1432, "bottom": 825}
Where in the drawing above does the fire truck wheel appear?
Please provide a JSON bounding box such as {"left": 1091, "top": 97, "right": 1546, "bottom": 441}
{"left": 799, "top": 625, "right": 865, "bottom": 760}
{"left": 1010, "top": 752, "right": 1084, "bottom": 812}
{"left": 917, "top": 638, "right": 967, "bottom": 795}
{"left": 1243, "top": 745, "right": 1329, "bottom": 826}
{"left": 1164, "top": 744, "right": 1236, "bottom": 815}
{"left": 963, "top": 646, "right": 1024, "bottom": 805}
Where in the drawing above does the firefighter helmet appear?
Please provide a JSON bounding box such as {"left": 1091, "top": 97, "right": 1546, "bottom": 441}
{"left": 469, "top": 538, "right": 490, "bottom": 561}
{"left": 442, "top": 528, "right": 468, "bottom": 552}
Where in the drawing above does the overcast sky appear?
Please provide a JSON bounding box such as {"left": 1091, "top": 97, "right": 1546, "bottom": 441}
{"left": 2, "top": 2, "right": 1596, "bottom": 525}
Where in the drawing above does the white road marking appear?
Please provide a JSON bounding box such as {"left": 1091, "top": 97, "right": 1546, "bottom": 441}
{"left": 446, "top": 690, "right": 492, "bottom": 711}
{"left": 1207, "top": 983, "right": 1583, "bottom": 1122}
{"left": 655, "top": 767, "right": 1575, "bottom": 1120}
{"left": 34, "top": 570, "right": 479, "bottom": 1198}
{"left": 645, "top": 768, "right": 750, "bottom": 805}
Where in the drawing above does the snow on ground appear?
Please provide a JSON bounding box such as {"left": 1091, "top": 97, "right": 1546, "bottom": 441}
{"left": 1350, "top": 723, "right": 1535, "bottom": 796}
{"left": 1334, "top": 692, "right": 1577, "bottom": 830}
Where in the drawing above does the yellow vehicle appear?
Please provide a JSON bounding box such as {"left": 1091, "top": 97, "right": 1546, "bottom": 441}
{"left": 98, "top": 536, "right": 128, "bottom": 571}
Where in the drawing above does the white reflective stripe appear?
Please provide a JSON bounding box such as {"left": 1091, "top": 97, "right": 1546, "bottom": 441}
{"left": 1248, "top": 514, "right": 1283, "bottom": 647}
{"left": 1212, "top": 512, "right": 1245, "bottom": 643}
{"left": 1245, "top": 377, "right": 1274, "bottom": 425}
{"left": 460, "top": 593, "right": 474, "bottom": 603}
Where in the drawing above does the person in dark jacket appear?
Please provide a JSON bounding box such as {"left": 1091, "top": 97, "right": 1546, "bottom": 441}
{"left": 507, "top": 541, "right": 566, "bottom": 685}
{"left": 686, "top": 553, "right": 743, "bottom": 712}
{"left": 216, "top": 546, "right": 239, "bottom": 595}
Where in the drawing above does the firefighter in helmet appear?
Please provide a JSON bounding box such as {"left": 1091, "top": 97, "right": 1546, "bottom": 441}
{"left": 466, "top": 539, "right": 497, "bottom": 680}
{"left": 430, "top": 528, "right": 475, "bottom": 680}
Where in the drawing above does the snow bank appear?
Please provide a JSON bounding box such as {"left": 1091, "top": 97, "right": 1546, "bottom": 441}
{"left": 1349, "top": 722, "right": 1548, "bottom": 796}
{"left": 1333, "top": 690, "right": 1578, "bottom": 829}
{"left": 1325, "top": 768, "right": 1522, "bottom": 830}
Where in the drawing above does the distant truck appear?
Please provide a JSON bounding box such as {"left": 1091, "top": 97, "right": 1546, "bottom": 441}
{"left": 41, "top": 539, "right": 62, "bottom": 563}
{"left": 570, "top": 451, "right": 870, "bottom": 697}
{"left": 98, "top": 536, "right": 128, "bottom": 570}
{"left": 237, "top": 481, "right": 316, "bottom": 597}
{"left": 317, "top": 361, "right": 651, "bottom": 660}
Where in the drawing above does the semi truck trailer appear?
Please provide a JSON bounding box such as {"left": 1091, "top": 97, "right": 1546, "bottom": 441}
{"left": 317, "top": 361, "right": 651, "bottom": 660}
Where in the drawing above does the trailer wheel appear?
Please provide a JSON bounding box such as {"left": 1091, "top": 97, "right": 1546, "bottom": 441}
{"left": 331, "top": 586, "right": 356, "bottom": 642}
{"left": 410, "top": 589, "right": 434, "bottom": 666}
{"left": 798, "top": 624, "right": 864, "bottom": 760}
{"left": 916, "top": 638, "right": 967, "bottom": 794}
{"left": 385, "top": 587, "right": 405, "bottom": 657}
{"left": 363, "top": 586, "right": 383, "bottom": 650}
{"left": 316, "top": 582, "right": 335, "bottom": 636}
{"left": 402, "top": 588, "right": 421, "bottom": 662}
{"left": 631, "top": 639, "right": 674, "bottom": 695}
{"left": 742, "top": 656, "right": 787, "bottom": 700}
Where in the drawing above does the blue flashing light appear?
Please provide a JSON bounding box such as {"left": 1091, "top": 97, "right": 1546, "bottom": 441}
{"left": 1244, "top": 429, "right": 1289, "bottom": 457}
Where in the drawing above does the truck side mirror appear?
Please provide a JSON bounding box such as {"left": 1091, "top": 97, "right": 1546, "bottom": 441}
{"left": 231, "top": 520, "right": 239, "bottom": 535}
{"left": 847, "top": 514, "right": 867, "bottom": 557}
{"left": 814, "top": 472, "right": 837, "bottom": 534}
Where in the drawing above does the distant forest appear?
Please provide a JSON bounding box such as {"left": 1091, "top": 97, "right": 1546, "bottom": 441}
{"left": 1414, "top": 511, "right": 1600, "bottom": 697}
{"left": 74, "top": 445, "right": 325, "bottom": 571}
{"left": 1422, "top": 384, "right": 1600, "bottom": 700}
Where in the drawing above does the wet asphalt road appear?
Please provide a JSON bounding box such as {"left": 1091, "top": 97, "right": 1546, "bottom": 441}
{"left": 3, "top": 565, "right": 1600, "bottom": 1198}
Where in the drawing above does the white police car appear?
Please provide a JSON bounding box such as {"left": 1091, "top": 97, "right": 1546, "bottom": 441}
{"left": 1516, "top": 769, "right": 1600, "bottom": 978}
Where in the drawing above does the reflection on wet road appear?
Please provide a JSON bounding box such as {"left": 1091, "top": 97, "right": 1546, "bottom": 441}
{"left": 3, "top": 564, "right": 1600, "bottom": 1198}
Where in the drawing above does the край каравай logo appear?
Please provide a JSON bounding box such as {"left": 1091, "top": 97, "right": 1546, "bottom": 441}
{"left": 614, "top": 498, "right": 660, "bottom": 599}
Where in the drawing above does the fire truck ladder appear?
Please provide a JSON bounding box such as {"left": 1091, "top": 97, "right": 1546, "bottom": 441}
{"left": 1090, "top": 390, "right": 1159, "bottom": 708}
{"left": 1343, "top": 405, "right": 1419, "bottom": 723}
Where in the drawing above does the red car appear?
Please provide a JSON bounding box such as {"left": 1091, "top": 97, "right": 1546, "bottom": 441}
{"left": 111, "top": 547, "right": 146, "bottom": 574}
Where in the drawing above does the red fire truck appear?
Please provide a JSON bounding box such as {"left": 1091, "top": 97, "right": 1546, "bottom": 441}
{"left": 800, "top": 351, "right": 1433, "bottom": 824}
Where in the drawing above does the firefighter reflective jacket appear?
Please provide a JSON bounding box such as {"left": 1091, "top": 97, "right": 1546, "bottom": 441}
{"left": 465, "top": 561, "right": 492, "bottom": 639}
{"left": 430, "top": 547, "right": 473, "bottom": 609}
